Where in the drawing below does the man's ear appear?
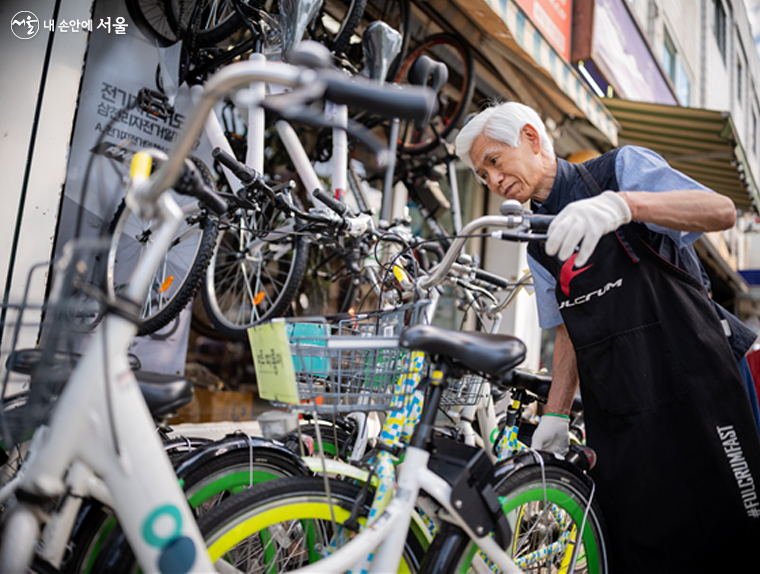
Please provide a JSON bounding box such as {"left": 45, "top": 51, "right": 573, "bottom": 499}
{"left": 521, "top": 124, "right": 542, "bottom": 153}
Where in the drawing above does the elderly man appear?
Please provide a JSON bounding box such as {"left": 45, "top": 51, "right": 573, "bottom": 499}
{"left": 456, "top": 101, "right": 760, "bottom": 573}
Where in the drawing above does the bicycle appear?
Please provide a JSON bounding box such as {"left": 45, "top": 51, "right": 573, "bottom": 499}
{"left": 194, "top": 203, "right": 609, "bottom": 573}
{"left": 0, "top": 45, "right": 435, "bottom": 573}
{"left": 103, "top": 28, "right": 403, "bottom": 339}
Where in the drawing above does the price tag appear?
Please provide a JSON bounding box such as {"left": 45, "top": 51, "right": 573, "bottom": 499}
{"left": 248, "top": 321, "right": 298, "bottom": 404}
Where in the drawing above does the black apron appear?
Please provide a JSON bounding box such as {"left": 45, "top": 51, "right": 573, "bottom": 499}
{"left": 553, "top": 165, "right": 760, "bottom": 572}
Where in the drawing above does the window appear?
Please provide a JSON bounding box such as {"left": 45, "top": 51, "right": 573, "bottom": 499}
{"left": 737, "top": 36, "right": 747, "bottom": 105}
{"left": 738, "top": 59, "right": 743, "bottom": 102}
{"left": 713, "top": 0, "right": 726, "bottom": 62}
{"left": 676, "top": 61, "right": 691, "bottom": 106}
{"left": 662, "top": 28, "right": 690, "bottom": 105}
{"left": 752, "top": 108, "right": 757, "bottom": 155}
{"left": 663, "top": 29, "right": 676, "bottom": 80}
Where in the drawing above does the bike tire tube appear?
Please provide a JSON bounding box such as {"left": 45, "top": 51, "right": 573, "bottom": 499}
{"left": 106, "top": 159, "right": 219, "bottom": 337}
{"left": 125, "top": 0, "right": 179, "bottom": 47}
{"left": 198, "top": 475, "right": 427, "bottom": 572}
{"left": 200, "top": 201, "right": 308, "bottom": 340}
{"left": 163, "top": 0, "right": 244, "bottom": 47}
{"left": 419, "top": 464, "right": 610, "bottom": 574}
{"left": 395, "top": 33, "right": 475, "bottom": 156}
{"left": 324, "top": 0, "right": 368, "bottom": 57}
{"left": 87, "top": 446, "right": 307, "bottom": 574}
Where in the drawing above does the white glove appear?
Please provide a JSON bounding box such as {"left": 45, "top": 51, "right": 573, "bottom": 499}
{"left": 531, "top": 414, "right": 570, "bottom": 455}
{"left": 546, "top": 191, "right": 632, "bottom": 267}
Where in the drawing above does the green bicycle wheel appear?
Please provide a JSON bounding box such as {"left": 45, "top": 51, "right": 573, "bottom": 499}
{"left": 198, "top": 475, "right": 428, "bottom": 572}
{"left": 453, "top": 465, "right": 609, "bottom": 574}
{"left": 86, "top": 444, "right": 306, "bottom": 573}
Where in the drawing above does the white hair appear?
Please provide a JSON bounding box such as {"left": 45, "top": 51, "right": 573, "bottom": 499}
{"left": 455, "top": 102, "right": 555, "bottom": 172}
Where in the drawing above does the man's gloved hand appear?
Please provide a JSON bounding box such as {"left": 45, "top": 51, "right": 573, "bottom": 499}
{"left": 546, "top": 191, "right": 632, "bottom": 267}
{"left": 531, "top": 413, "right": 570, "bottom": 455}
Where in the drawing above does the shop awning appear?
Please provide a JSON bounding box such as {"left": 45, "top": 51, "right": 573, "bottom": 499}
{"left": 603, "top": 98, "right": 759, "bottom": 213}
{"left": 445, "top": 0, "right": 619, "bottom": 146}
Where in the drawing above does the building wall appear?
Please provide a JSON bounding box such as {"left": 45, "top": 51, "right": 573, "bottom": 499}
{"left": 622, "top": 0, "right": 759, "bottom": 207}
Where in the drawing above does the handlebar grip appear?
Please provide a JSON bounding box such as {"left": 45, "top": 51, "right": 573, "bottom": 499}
{"left": 175, "top": 159, "right": 228, "bottom": 216}
{"left": 211, "top": 147, "right": 260, "bottom": 186}
{"left": 473, "top": 268, "right": 510, "bottom": 289}
{"left": 324, "top": 75, "right": 436, "bottom": 125}
{"left": 530, "top": 215, "right": 554, "bottom": 233}
{"left": 312, "top": 189, "right": 349, "bottom": 216}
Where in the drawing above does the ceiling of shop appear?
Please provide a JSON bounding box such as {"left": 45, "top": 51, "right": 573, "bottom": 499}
{"left": 603, "top": 98, "right": 759, "bottom": 213}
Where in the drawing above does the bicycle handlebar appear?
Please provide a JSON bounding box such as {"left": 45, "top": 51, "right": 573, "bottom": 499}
{"left": 419, "top": 209, "right": 553, "bottom": 291}
{"left": 135, "top": 59, "right": 436, "bottom": 218}
{"left": 312, "top": 189, "right": 349, "bottom": 217}
{"left": 323, "top": 74, "right": 436, "bottom": 126}
{"left": 471, "top": 267, "right": 510, "bottom": 289}
{"left": 173, "top": 159, "right": 228, "bottom": 215}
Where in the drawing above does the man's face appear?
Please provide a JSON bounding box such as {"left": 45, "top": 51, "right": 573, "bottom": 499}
{"left": 469, "top": 126, "right": 546, "bottom": 204}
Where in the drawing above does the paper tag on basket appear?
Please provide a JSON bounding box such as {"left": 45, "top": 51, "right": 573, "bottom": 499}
{"left": 248, "top": 321, "right": 299, "bottom": 404}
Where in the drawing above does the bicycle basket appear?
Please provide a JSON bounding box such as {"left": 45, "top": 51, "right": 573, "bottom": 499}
{"left": 441, "top": 372, "right": 487, "bottom": 407}
{"left": 1, "top": 239, "right": 109, "bottom": 452}
{"left": 279, "top": 300, "right": 431, "bottom": 414}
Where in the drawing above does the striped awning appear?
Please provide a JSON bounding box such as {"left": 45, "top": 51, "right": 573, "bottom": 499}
{"left": 603, "top": 98, "right": 759, "bottom": 213}
{"left": 451, "top": 0, "right": 620, "bottom": 146}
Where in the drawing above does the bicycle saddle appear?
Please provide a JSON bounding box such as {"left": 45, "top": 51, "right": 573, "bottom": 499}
{"left": 6, "top": 349, "right": 192, "bottom": 417}
{"left": 399, "top": 324, "right": 526, "bottom": 380}
{"left": 7, "top": 349, "right": 141, "bottom": 375}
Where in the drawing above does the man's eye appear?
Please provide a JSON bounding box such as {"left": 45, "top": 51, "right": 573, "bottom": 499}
{"left": 491, "top": 157, "right": 497, "bottom": 165}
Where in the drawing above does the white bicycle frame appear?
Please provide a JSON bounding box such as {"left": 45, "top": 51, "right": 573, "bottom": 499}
{"left": 0, "top": 199, "right": 217, "bottom": 571}
{"left": 0, "top": 60, "right": 320, "bottom": 574}
{"left": 297, "top": 443, "right": 522, "bottom": 574}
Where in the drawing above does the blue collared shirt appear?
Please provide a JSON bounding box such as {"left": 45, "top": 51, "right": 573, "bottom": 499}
{"left": 528, "top": 146, "right": 712, "bottom": 329}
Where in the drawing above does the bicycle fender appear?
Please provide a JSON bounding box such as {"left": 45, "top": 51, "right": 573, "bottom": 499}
{"left": 173, "top": 434, "right": 311, "bottom": 479}
{"left": 493, "top": 448, "right": 594, "bottom": 489}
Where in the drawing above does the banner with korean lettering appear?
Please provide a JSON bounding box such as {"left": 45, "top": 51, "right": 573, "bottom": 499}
{"left": 55, "top": 0, "right": 213, "bottom": 375}
{"left": 514, "top": 0, "right": 571, "bottom": 61}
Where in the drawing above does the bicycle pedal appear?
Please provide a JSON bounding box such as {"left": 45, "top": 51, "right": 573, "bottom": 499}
{"left": 137, "top": 87, "right": 173, "bottom": 120}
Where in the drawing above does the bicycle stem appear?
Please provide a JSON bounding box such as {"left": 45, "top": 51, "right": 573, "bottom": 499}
{"left": 419, "top": 214, "right": 529, "bottom": 290}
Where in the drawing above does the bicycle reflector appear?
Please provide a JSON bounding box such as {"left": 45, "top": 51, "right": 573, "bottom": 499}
{"left": 130, "top": 151, "right": 153, "bottom": 185}
{"left": 159, "top": 276, "right": 175, "bottom": 293}
{"left": 567, "top": 444, "right": 598, "bottom": 471}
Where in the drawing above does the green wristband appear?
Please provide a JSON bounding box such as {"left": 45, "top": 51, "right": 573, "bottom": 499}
{"left": 543, "top": 413, "right": 570, "bottom": 420}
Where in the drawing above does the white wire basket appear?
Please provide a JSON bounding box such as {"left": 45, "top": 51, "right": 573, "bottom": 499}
{"left": 284, "top": 300, "right": 430, "bottom": 414}
{"left": 441, "top": 372, "right": 487, "bottom": 407}
{"left": 1, "top": 240, "right": 109, "bottom": 452}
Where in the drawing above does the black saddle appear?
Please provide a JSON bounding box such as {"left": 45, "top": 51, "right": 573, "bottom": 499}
{"left": 6, "top": 349, "right": 193, "bottom": 417}
{"left": 399, "top": 324, "right": 526, "bottom": 381}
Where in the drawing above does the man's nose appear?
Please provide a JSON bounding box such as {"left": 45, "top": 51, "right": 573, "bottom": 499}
{"left": 486, "top": 170, "right": 503, "bottom": 189}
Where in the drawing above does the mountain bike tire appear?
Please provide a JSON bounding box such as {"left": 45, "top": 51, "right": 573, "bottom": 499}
{"left": 395, "top": 33, "right": 476, "bottom": 156}
{"left": 106, "top": 159, "right": 219, "bottom": 337}
{"left": 85, "top": 443, "right": 307, "bottom": 574}
{"left": 422, "top": 464, "right": 610, "bottom": 574}
{"left": 125, "top": 0, "right": 180, "bottom": 46}
{"left": 197, "top": 475, "right": 427, "bottom": 572}
{"left": 201, "top": 198, "right": 308, "bottom": 340}
{"left": 163, "top": 0, "right": 245, "bottom": 47}
{"left": 309, "top": 0, "right": 368, "bottom": 58}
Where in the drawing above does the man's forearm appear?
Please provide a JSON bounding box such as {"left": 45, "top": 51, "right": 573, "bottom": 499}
{"left": 618, "top": 190, "right": 735, "bottom": 232}
{"left": 546, "top": 323, "right": 580, "bottom": 416}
